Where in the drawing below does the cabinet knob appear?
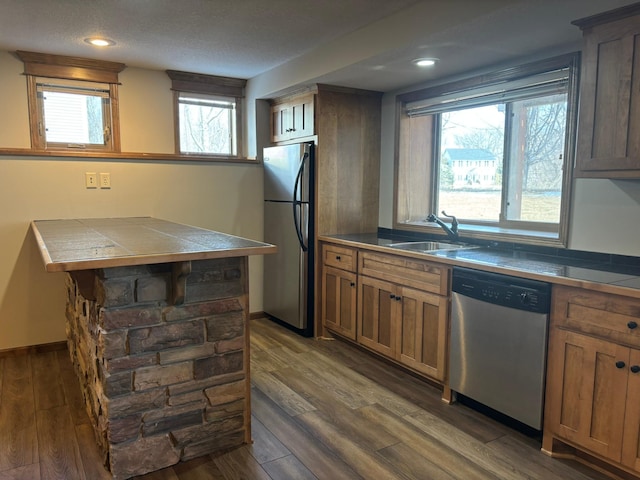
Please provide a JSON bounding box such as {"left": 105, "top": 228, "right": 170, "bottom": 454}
{"left": 631, "top": 365, "right": 640, "bottom": 374}
{"left": 390, "top": 294, "right": 396, "bottom": 299}
{"left": 336, "top": 255, "right": 341, "bottom": 260}
{"left": 396, "top": 296, "right": 401, "bottom": 302}
{"left": 628, "top": 321, "right": 638, "bottom": 329}
{"left": 350, "top": 282, "right": 355, "bottom": 287}
{"left": 616, "top": 361, "right": 626, "bottom": 369}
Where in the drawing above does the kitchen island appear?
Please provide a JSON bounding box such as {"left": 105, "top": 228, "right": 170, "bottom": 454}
{"left": 31, "top": 217, "right": 276, "bottom": 479}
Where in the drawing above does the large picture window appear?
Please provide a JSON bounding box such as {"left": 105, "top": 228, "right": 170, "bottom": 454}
{"left": 396, "top": 54, "right": 579, "bottom": 245}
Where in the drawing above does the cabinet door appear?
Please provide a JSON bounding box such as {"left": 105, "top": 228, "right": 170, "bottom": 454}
{"left": 397, "top": 287, "right": 448, "bottom": 381}
{"left": 271, "top": 104, "right": 290, "bottom": 143}
{"left": 291, "top": 95, "right": 314, "bottom": 139}
{"left": 622, "top": 348, "right": 640, "bottom": 471}
{"left": 322, "top": 265, "right": 357, "bottom": 340}
{"left": 545, "top": 329, "right": 628, "bottom": 462}
{"left": 358, "top": 276, "right": 397, "bottom": 357}
{"left": 576, "top": 16, "right": 640, "bottom": 174}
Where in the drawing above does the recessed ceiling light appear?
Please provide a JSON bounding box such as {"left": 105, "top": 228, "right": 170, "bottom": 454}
{"left": 84, "top": 37, "right": 115, "bottom": 47}
{"left": 414, "top": 58, "right": 438, "bottom": 67}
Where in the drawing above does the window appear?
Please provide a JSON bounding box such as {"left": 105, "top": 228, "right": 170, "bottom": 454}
{"left": 167, "top": 70, "right": 246, "bottom": 158}
{"left": 17, "top": 50, "right": 124, "bottom": 152}
{"left": 36, "top": 80, "right": 113, "bottom": 150}
{"left": 177, "top": 93, "right": 237, "bottom": 155}
{"left": 395, "top": 54, "right": 579, "bottom": 245}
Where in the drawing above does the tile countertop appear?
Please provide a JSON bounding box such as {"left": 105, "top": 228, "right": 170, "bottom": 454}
{"left": 32, "top": 217, "right": 276, "bottom": 272}
{"left": 320, "top": 233, "right": 640, "bottom": 298}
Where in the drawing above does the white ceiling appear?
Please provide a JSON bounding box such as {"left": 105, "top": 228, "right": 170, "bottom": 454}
{"left": 0, "top": 0, "right": 636, "bottom": 93}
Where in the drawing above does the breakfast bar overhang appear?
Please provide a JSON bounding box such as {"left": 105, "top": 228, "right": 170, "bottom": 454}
{"left": 31, "top": 217, "right": 276, "bottom": 479}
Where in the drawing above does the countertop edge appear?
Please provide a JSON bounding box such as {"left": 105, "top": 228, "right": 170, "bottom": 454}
{"left": 31, "top": 219, "right": 277, "bottom": 273}
{"left": 318, "top": 234, "right": 640, "bottom": 300}
{"left": 40, "top": 245, "right": 278, "bottom": 273}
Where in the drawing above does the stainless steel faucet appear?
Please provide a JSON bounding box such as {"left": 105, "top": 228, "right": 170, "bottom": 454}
{"left": 426, "top": 211, "right": 459, "bottom": 242}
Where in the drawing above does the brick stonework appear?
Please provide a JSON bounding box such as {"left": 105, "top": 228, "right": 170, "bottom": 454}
{"left": 65, "top": 258, "right": 249, "bottom": 479}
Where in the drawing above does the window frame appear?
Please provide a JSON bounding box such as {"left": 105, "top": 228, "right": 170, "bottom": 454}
{"left": 394, "top": 53, "right": 580, "bottom": 247}
{"left": 166, "top": 70, "right": 246, "bottom": 160}
{"left": 32, "top": 78, "right": 115, "bottom": 151}
{"left": 176, "top": 92, "right": 237, "bottom": 156}
{"left": 16, "top": 50, "right": 124, "bottom": 153}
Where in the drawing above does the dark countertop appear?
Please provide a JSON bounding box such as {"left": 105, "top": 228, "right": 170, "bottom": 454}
{"left": 321, "top": 233, "right": 640, "bottom": 297}
{"left": 32, "top": 217, "right": 276, "bottom": 272}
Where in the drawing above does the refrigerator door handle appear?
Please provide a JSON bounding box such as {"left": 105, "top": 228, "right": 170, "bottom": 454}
{"left": 293, "top": 151, "right": 309, "bottom": 252}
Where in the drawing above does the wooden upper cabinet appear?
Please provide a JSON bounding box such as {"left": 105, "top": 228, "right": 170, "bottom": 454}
{"left": 270, "top": 92, "right": 315, "bottom": 143}
{"left": 574, "top": 4, "right": 640, "bottom": 177}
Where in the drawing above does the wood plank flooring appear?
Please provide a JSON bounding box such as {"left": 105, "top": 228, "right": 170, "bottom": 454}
{"left": 0, "top": 317, "right": 616, "bottom": 480}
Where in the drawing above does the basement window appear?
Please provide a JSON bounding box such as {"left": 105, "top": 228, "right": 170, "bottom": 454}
{"left": 167, "top": 70, "right": 246, "bottom": 158}
{"left": 177, "top": 92, "right": 237, "bottom": 155}
{"left": 16, "top": 50, "right": 125, "bottom": 152}
{"left": 35, "top": 80, "right": 114, "bottom": 150}
{"left": 395, "top": 53, "right": 580, "bottom": 246}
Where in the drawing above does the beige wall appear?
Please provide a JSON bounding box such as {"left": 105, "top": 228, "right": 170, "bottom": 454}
{"left": 0, "top": 51, "right": 264, "bottom": 350}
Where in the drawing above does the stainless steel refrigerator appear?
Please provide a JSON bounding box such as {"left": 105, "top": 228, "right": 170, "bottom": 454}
{"left": 263, "top": 142, "right": 315, "bottom": 336}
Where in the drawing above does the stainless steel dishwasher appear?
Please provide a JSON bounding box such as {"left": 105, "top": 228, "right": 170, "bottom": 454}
{"left": 449, "top": 266, "right": 551, "bottom": 430}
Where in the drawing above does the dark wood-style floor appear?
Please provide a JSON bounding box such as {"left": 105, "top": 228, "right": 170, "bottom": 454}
{"left": 0, "top": 317, "right": 613, "bottom": 480}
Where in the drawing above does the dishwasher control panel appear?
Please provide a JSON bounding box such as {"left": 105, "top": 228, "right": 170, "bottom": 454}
{"left": 452, "top": 267, "right": 551, "bottom": 313}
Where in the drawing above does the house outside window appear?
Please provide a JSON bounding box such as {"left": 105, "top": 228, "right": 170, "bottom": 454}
{"left": 395, "top": 53, "right": 579, "bottom": 246}
{"left": 167, "top": 70, "right": 246, "bottom": 159}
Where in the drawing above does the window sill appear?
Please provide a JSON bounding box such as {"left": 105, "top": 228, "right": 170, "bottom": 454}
{"left": 395, "top": 220, "right": 565, "bottom": 247}
{"left": 0, "top": 147, "right": 259, "bottom": 164}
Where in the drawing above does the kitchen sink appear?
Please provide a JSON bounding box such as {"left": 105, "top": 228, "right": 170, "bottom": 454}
{"left": 387, "top": 241, "right": 472, "bottom": 253}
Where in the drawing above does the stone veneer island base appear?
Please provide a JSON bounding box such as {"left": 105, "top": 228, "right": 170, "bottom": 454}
{"left": 31, "top": 218, "right": 276, "bottom": 479}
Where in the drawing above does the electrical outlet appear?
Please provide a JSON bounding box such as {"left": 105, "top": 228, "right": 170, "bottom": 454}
{"left": 99, "top": 172, "right": 111, "bottom": 189}
{"left": 85, "top": 172, "right": 97, "bottom": 188}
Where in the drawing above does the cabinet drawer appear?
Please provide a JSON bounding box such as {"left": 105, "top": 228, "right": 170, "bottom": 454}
{"left": 323, "top": 244, "right": 357, "bottom": 272}
{"left": 359, "top": 251, "right": 449, "bottom": 295}
{"left": 552, "top": 285, "right": 640, "bottom": 348}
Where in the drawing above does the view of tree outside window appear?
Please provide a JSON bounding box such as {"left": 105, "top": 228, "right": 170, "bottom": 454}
{"left": 178, "top": 96, "right": 236, "bottom": 155}
{"left": 437, "top": 92, "right": 567, "bottom": 224}
{"left": 42, "top": 90, "right": 105, "bottom": 145}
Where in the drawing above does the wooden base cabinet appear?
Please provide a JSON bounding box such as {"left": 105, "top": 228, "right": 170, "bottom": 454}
{"left": 358, "top": 276, "right": 397, "bottom": 357}
{"left": 543, "top": 285, "right": 640, "bottom": 477}
{"left": 398, "top": 286, "right": 448, "bottom": 381}
{"left": 322, "top": 266, "right": 357, "bottom": 340}
{"left": 623, "top": 348, "right": 640, "bottom": 472}
{"left": 357, "top": 251, "right": 450, "bottom": 383}
{"left": 321, "top": 244, "right": 358, "bottom": 340}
